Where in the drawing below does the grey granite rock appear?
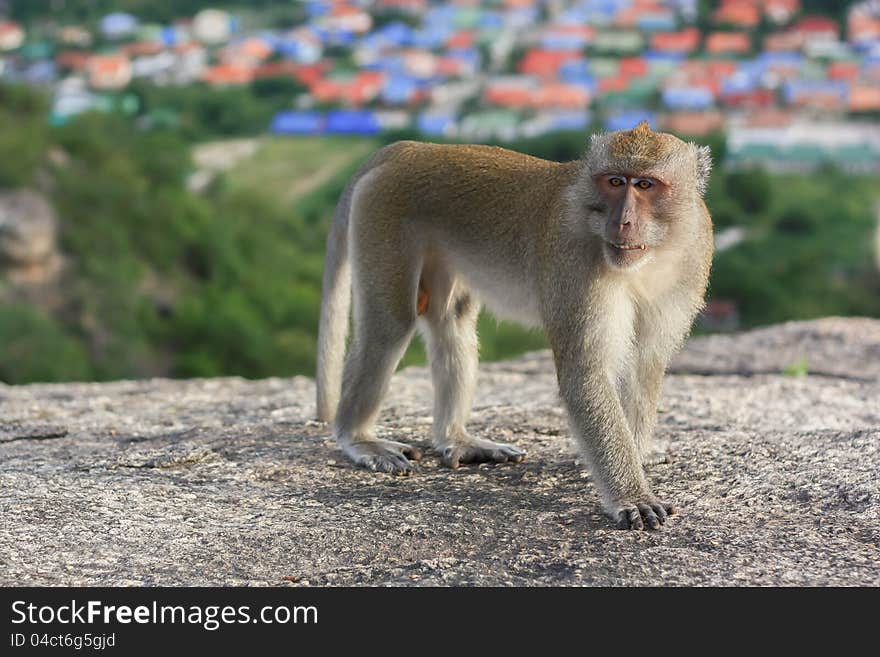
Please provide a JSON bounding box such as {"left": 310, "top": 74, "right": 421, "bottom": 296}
{"left": 1, "top": 318, "right": 878, "bottom": 586}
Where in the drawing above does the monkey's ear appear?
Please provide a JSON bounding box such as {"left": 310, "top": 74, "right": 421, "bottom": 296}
{"left": 694, "top": 144, "right": 712, "bottom": 196}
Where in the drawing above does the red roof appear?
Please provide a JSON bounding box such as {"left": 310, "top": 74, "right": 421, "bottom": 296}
{"left": 483, "top": 84, "right": 532, "bottom": 109}
{"left": 253, "top": 61, "right": 327, "bottom": 86}
{"left": 436, "top": 57, "right": 470, "bottom": 76}
{"left": 543, "top": 24, "right": 595, "bottom": 39}
{"left": 849, "top": 85, "right": 880, "bottom": 111}
{"left": 446, "top": 30, "right": 475, "bottom": 49}
{"left": 619, "top": 57, "right": 647, "bottom": 77}
{"left": 89, "top": 54, "right": 129, "bottom": 76}
{"left": 764, "top": 31, "right": 804, "bottom": 51}
{"left": 56, "top": 50, "right": 91, "bottom": 71}
{"left": 651, "top": 28, "right": 700, "bottom": 53}
{"left": 201, "top": 64, "right": 254, "bottom": 86}
{"left": 532, "top": 83, "right": 590, "bottom": 109}
{"left": 660, "top": 110, "right": 725, "bottom": 136}
{"left": 793, "top": 16, "right": 838, "bottom": 34}
{"left": 0, "top": 21, "right": 23, "bottom": 36}
{"left": 714, "top": 3, "right": 760, "bottom": 27}
{"left": 827, "top": 62, "right": 859, "bottom": 80}
{"left": 705, "top": 31, "right": 751, "bottom": 54}
{"left": 598, "top": 75, "right": 629, "bottom": 94}
{"left": 311, "top": 71, "right": 384, "bottom": 105}
{"left": 766, "top": 0, "right": 799, "bottom": 10}
{"left": 706, "top": 60, "right": 738, "bottom": 78}
{"left": 121, "top": 41, "right": 164, "bottom": 57}
{"left": 721, "top": 89, "right": 775, "bottom": 108}
{"left": 742, "top": 109, "right": 794, "bottom": 127}
{"left": 518, "top": 49, "right": 580, "bottom": 77}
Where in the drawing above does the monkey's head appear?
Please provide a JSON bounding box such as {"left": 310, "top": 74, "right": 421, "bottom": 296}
{"left": 575, "top": 122, "right": 712, "bottom": 271}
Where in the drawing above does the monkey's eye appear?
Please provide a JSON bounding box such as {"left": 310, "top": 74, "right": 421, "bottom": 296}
{"left": 608, "top": 176, "right": 626, "bottom": 187}
{"left": 636, "top": 179, "right": 654, "bottom": 190}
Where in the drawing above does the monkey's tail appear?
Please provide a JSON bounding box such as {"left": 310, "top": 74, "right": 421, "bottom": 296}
{"left": 315, "top": 175, "right": 356, "bottom": 422}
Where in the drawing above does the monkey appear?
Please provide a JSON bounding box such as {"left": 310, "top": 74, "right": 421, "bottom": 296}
{"left": 315, "top": 122, "right": 713, "bottom": 530}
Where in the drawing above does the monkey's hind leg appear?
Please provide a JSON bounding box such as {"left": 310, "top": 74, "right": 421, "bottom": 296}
{"left": 334, "top": 261, "right": 422, "bottom": 475}
{"left": 421, "top": 284, "right": 525, "bottom": 469}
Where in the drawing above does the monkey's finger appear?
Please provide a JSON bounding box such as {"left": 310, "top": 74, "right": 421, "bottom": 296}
{"left": 500, "top": 445, "right": 526, "bottom": 462}
{"left": 403, "top": 446, "right": 423, "bottom": 462}
{"left": 637, "top": 504, "right": 662, "bottom": 530}
{"left": 392, "top": 453, "right": 416, "bottom": 475}
{"left": 441, "top": 448, "right": 461, "bottom": 470}
{"left": 369, "top": 453, "right": 414, "bottom": 476}
{"left": 617, "top": 507, "right": 643, "bottom": 530}
{"left": 649, "top": 502, "right": 668, "bottom": 524}
{"left": 489, "top": 449, "right": 511, "bottom": 464}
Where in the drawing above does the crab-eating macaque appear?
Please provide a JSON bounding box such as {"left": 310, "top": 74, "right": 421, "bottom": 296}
{"left": 315, "top": 122, "right": 713, "bottom": 530}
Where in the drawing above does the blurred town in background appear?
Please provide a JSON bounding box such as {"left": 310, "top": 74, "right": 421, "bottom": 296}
{"left": 2, "top": 1, "right": 880, "bottom": 167}
{"left": 0, "top": 0, "right": 878, "bottom": 384}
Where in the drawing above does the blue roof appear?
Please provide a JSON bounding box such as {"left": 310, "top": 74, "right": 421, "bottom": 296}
{"left": 271, "top": 111, "right": 323, "bottom": 135}
{"left": 325, "top": 110, "right": 382, "bottom": 135}
{"left": 160, "top": 26, "right": 178, "bottom": 47}
{"left": 642, "top": 50, "right": 686, "bottom": 61}
{"left": 382, "top": 76, "right": 421, "bottom": 104}
{"left": 636, "top": 13, "right": 677, "bottom": 31}
{"left": 478, "top": 12, "right": 504, "bottom": 29}
{"left": 559, "top": 61, "right": 598, "bottom": 92}
{"left": 604, "top": 110, "right": 655, "bottom": 132}
{"left": 362, "top": 55, "right": 402, "bottom": 74}
{"left": 376, "top": 21, "right": 414, "bottom": 47}
{"left": 24, "top": 61, "right": 56, "bottom": 84}
{"left": 100, "top": 12, "right": 138, "bottom": 36}
{"left": 757, "top": 52, "right": 804, "bottom": 66}
{"left": 783, "top": 80, "right": 848, "bottom": 102}
{"left": 507, "top": 8, "right": 540, "bottom": 25}
{"left": 447, "top": 48, "right": 481, "bottom": 66}
{"left": 411, "top": 28, "right": 451, "bottom": 49}
{"left": 424, "top": 6, "right": 456, "bottom": 26}
{"left": 313, "top": 27, "right": 355, "bottom": 46}
{"left": 547, "top": 111, "right": 591, "bottom": 131}
{"left": 305, "top": 1, "right": 332, "bottom": 17}
{"left": 721, "top": 72, "right": 757, "bottom": 95}
{"left": 662, "top": 87, "right": 714, "bottom": 110}
{"left": 541, "top": 34, "right": 590, "bottom": 50}
{"left": 417, "top": 113, "right": 455, "bottom": 137}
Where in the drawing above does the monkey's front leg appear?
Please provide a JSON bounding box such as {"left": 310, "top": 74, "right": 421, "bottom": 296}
{"left": 554, "top": 351, "right": 676, "bottom": 530}
{"left": 620, "top": 359, "right": 666, "bottom": 466}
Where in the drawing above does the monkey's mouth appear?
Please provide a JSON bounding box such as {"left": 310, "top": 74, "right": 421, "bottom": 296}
{"left": 604, "top": 240, "right": 651, "bottom": 269}
{"left": 609, "top": 242, "right": 647, "bottom": 251}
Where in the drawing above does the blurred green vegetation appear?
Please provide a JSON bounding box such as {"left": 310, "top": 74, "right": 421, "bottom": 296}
{"left": 132, "top": 78, "right": 307, "bottom": 142}
{"left": 0, "top": 83, "right": 878, "bottom": 384}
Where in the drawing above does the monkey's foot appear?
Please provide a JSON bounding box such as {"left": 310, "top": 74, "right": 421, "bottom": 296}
{"left": 439, "top": 436, "right": 525, "bottom": 469}
{"left": 611, "top": 499, "right": 677, "bottom": 531}
{"left": 341, "top": 438, "right": 422, "bottom": 475}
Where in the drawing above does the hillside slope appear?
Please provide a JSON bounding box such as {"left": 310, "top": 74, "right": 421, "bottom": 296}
{"left": 1, "top": 317, "right": 877, "bottom": 586}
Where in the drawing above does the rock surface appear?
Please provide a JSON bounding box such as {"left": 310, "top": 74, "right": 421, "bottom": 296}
{"left": 1, "top": 317, "right": 878, "bottom": 586}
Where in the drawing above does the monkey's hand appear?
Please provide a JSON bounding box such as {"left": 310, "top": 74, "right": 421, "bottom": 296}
{"left": 340, "top": 437, "right": 423, "bottom": 476}
{"left": 439, "top": 435, "right": 525, "bottom": 470}
{"left": 609, "top": 498, "right": 677, "bottom": 531}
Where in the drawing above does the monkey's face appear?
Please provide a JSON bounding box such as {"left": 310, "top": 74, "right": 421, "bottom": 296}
{"left": 594, "top": 173, "right": 667, "bottom": 269}
{"left": 578, "top": 123, "right": 712, "bottom": 272}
